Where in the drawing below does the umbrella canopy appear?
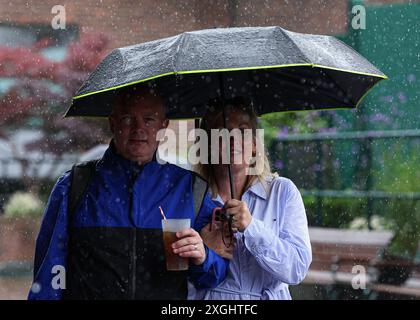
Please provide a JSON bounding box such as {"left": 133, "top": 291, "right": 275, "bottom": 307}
{"left": 65, "top": 26, "right": 386, "bottom": 119}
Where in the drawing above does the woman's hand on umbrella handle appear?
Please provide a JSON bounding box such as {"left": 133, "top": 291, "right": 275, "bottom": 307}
{"left": 224, "top": 199, "right": 252, "bottom": 232}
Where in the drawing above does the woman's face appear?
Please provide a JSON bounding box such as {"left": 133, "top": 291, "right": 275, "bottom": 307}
{"left": 210, "top": 107, "right": 256, "bottom": 172}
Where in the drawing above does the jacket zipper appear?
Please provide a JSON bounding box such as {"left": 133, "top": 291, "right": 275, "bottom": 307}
{"left": 129, "top": 177, "right": 137, "bottom": 299}
{"left": 131, "top": 227, "right": 137, "bottom": 299}
{"left": 129, "top": 167, "right": 141, "bottom": 299}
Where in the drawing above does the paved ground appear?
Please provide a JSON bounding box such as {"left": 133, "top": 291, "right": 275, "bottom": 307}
{"left": 0, "top": 276, "right": 31, "bottom": 300}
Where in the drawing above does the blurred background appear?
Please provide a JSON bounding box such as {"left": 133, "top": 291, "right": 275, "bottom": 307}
{"left": 0, "top": 0, "right": 419, "bottom": 299}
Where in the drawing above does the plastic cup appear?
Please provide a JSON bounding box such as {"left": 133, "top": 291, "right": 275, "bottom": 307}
{"left": 161, "top": 219, "right": 191, "bottom": 271}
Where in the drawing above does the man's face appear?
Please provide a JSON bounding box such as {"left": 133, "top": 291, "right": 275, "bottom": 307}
{"left": 109, "top": 92, "right": 169, "bottom": 164}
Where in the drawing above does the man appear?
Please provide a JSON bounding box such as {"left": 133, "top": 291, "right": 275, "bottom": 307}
{"left": 28, "top": 85, "right": 228, "bottom": 299}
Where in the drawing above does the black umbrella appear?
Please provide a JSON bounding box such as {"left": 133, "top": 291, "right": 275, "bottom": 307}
{"left": 65, "top": 26, "right": 387, "bottom": 199}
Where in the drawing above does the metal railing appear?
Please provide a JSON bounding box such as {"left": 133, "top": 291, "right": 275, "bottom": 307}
{"left": 272, "top": 129, "right": 420, "bottom": 229}
{"left": 0, "top": 156, "right": 77, "bottom": 179}
{"left": 0, "top": 155, "right": 77, "bottom": 210}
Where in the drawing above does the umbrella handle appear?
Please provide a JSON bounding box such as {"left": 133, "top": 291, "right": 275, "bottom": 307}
{"left": 219, "top": 73, "right": 236, "bottom": 200}
{"left": 223, "top": 105, "right": 236, "bottom": 200}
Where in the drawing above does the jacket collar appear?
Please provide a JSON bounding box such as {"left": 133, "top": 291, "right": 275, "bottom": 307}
{"left": 101, "top": 140, "right": 158, "bottom": 175}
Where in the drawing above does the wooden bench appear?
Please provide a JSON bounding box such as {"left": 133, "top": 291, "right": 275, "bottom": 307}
{"left": 305, "top": 227, "right": 420, "bottom": 298}
{"left": 309, "top": 227, "right": 390, "bottom": 273}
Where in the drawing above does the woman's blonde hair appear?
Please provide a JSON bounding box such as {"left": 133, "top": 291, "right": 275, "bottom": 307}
{"left": 194, "top": 97, "right": 277, "bottom": 198}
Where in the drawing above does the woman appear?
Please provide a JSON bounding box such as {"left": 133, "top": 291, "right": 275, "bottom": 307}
{"left": 194, "top": 97, "right": 312, "bottom": 300}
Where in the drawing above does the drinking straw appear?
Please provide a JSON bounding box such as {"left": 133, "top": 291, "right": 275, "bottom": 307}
{"left": 159, "top": 206, "right": 167, "bottom": 220}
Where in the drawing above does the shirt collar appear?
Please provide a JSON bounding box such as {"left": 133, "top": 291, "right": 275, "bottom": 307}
{"left": 246, "top": 179, "right": 268, "bottom": 200}
{"left": 212, "top": 178, "right": 269, "bottom": 203}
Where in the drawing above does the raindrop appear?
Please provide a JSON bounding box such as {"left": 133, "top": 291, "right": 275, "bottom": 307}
{"left": 31, "top": 282, "right": 41, "bottom": 294}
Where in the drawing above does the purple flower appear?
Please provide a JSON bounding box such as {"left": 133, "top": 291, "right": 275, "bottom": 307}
{"left": 276, "top": 127, "right": 289, "bottom": 138}
{"left": 318, "top": 127, "right": 337, "bottom": 134}
{"left": 312, "top": 164, "right": 322, "bottom": 172}
{"left": 370, "top": 113, "right": 392, "bottom": 124}
{"left": 274, "top": 160, "right": 284, "bottom": 169}
{"left": 407, "top": 74, "right": 416, "bottom": 83}
{"left": 398, "top": 92, "right": 407, "bottom": 103}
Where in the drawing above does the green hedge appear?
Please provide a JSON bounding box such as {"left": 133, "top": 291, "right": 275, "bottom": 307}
{"left": 303, "top": 196, "right": 367, "bottom": 228}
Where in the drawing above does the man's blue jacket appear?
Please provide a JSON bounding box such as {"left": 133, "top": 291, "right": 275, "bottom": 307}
{"left": 28, "top": 143, "right": 228, "bottom": 300}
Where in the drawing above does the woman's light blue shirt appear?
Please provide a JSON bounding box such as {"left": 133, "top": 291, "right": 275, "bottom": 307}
{"left": 190, "top": 176, "right": 312, "bottom": 300}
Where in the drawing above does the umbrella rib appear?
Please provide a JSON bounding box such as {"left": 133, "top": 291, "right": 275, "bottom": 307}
{"left": 278, "top": 27, "right": 311, "bottom": 64}
{"left": 323, "top": 69, "right": 357, "bottom": 107}
{"left": 173, "top": 33, "right": 186, "bottom": 74}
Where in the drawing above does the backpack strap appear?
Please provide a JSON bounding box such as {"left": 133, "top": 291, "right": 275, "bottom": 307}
{"left": 191, "top": 173, "right": 209, "bottom": 218}
{"left": 68, "top": 160, "right": 208, "bottom": 220}
{"left": 68, "top": 160, "right": 98, "bottom": 220}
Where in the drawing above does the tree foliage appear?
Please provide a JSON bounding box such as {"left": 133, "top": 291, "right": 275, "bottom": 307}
{"left": 0, "top": 32, "right": 111, "bottom": 154}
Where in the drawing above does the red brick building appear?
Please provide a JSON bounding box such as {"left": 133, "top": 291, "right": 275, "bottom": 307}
{"left": 2, "top": 0, "right": 405, "bottom": 53}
